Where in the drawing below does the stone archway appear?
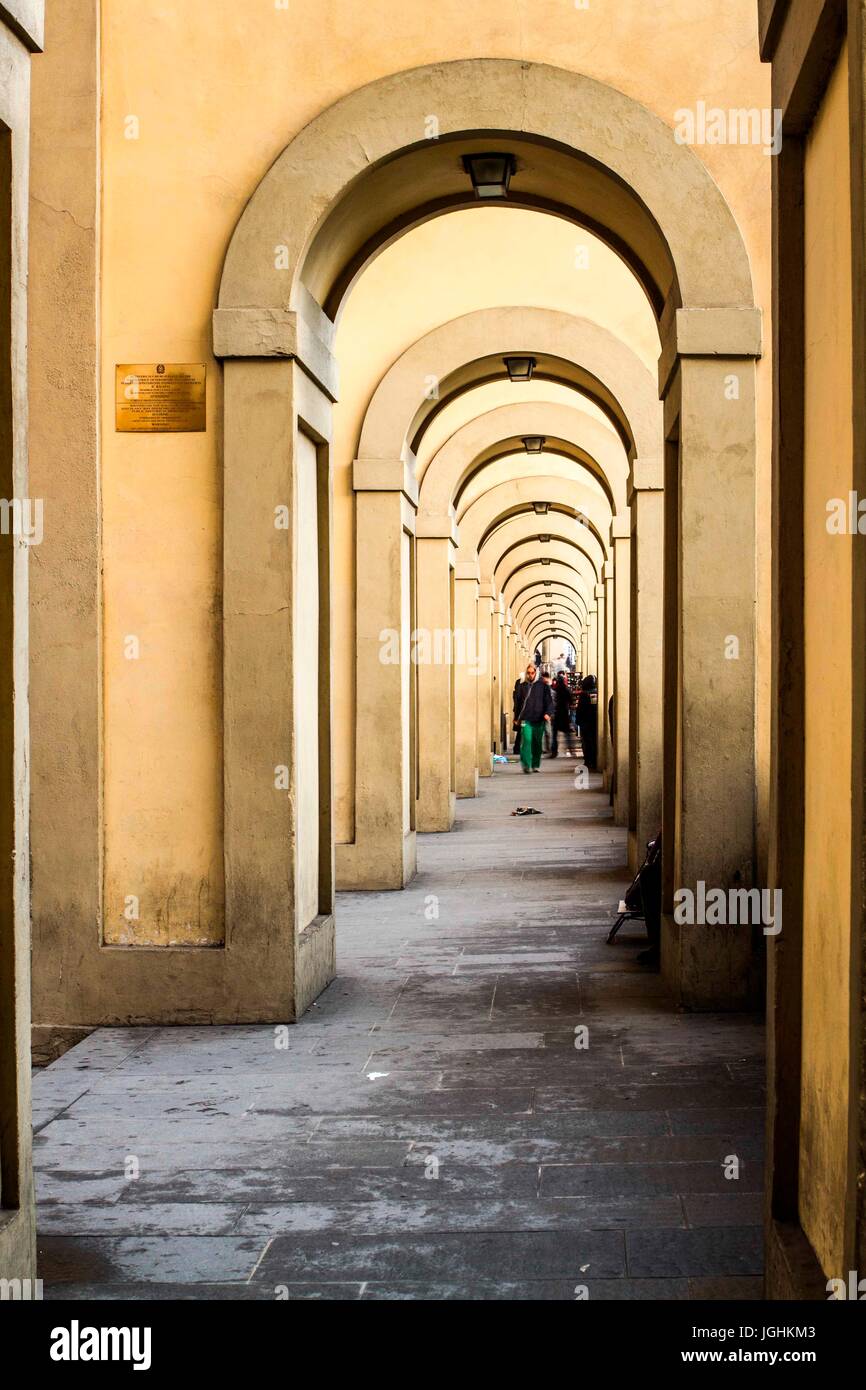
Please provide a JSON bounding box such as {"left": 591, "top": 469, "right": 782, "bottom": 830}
{"left": 210, "top": 57, "right": 760, "bottom": 1018}
{"left": 416, "top": 406, "right": 615, "bottom": 826}
{"left": 420, "top": 403, "right": 629, "bottom": 519}
{"left": 346, "top": 306, "right": 654, "bottom": 865}
{"left": 386, "top": 308, "right": 662, "bottom": 849}
{"left": 456, "top": 475, "right": 611, "bottom": 784}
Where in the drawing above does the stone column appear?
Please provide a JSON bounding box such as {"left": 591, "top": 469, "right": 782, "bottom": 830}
{"left": 500, "top": 611, "right": 513, "bottom": 756}
{"left": 338, "top": 458, "right": 418, "bottom": 888}
{"left": 628, "top": 459, "right": 664, "bottom": 870}
{"left": 477, "top": 583, "right": 496, "bottom": 777}
{"left": 510, "top": 626, "right": 521, "bottom": 742}
{"left": 659, "top": 306, "right": 761, "bottom": 1009}
{"left": 221, "top": 352, "right": 337, "bottom": 1016}
{"left": 612, "top": 512, "right": 632, "bottom": 827}
{"left": 454, "top": 565, "right": 480, "bottom": 797}
{"left": 586, "top": 606, "right": 598, "bottom": 682}
{"left": 594, "top": 582, "right": 608, "bottom": 773}
{"left": 0, "top": 0, "right": 44, "bottom": 1286}
{"left": 416, "top": 521, "right": 457, "bottom": 832}
{"left": 603, "top": 560, "right": 615, "bottom": 792}
{"left": 492, "top": 597, "right": 505, "bottom": 754}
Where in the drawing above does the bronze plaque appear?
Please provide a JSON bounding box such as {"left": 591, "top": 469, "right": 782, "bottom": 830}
{"left": 115, "top": 363, "right": 207, "bottom": 433}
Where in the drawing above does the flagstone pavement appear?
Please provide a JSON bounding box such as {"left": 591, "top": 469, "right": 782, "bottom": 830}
{"left": 34, "top": 757, "right": 765, "bottom": 1300}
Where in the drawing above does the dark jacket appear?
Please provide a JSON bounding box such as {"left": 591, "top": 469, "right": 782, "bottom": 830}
{"left": 513, "top": 678, "right": 554, "bottom": 724}
{"left": 553, "top": 676, "right": 572, "bottom": 729}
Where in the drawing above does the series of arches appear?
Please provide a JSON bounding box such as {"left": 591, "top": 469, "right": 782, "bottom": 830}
{"left": 207, "top": 57, "right": 762, "bottom": 1019}
{"left": 29, "top": 56, "right": 762, "bottom": 1033}
{"left": 8, "top": 0, "right": 864, "bottom": 1305}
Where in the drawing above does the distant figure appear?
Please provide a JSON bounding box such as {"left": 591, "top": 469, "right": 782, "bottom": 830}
{"left": 550, "top": 672, "right": 578, "bottom": 758}
{"left": 512, "top": 662, "right": 553, "bottom": 773}
{"left": 510, "top": 663, "right": 528, "bottom": 755}
{"left": 541, "top": 671, "right": 554, "bottom": 753}
{"left": 576, "top": 674, "right": 599, "bottom": 771}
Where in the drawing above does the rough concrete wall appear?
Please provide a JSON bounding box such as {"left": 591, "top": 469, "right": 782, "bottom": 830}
{"left": 799, "top": 41, "right": 854, "bottom": 1279}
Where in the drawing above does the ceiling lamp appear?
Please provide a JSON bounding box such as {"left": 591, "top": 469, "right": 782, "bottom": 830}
{"left": 538, "top": 535, "right": 551, "bottom": 544}
{"left": 522, "top": 436, "right": 546, "bottom": 454}
{"left": 462, "top": 152, "right": 517, "bottom": 199}
{"left": 540, "top": 557, "right": 551, "bottom": 566}
{"left": 503, "top": 355, "right": 536, "bottom": 382}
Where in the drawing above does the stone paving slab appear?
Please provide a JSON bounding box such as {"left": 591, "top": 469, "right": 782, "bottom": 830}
{"left": 235, "top": 1195, "right": 687, "bottom": 1236}
{"left": 308, "top": 1112, "right": 674, "bottom": 1142}
{"left": 39, "top": 1235, "right": 268, "bottom": 1283}
{"left": 40, "top": 1274, "right": 761, "bottom": 1301}
{"left": 682, "top": 1192, "right": 765, "bottom": 1227}
{"left": 626, "top": 1226, "right": 764, "bottom": 1278}
{"left": 37, "top": 1204, "right": 251, "bottom": 1237}
{"left": 33, "top": 1138, "right": 414, "bottom": 1173}
{"left": 33, "top": 759, "right": 765, "bottom": 1300}
{"left": 358, "top": 1278, "right": 693, "bottom": 1301}
{"left": 254, "top": 1228, "right": 627, "bottom": 1282}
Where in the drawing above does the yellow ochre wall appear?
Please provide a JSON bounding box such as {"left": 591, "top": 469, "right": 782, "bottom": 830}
{"left": 799, "top": 42, "right": 854, "bottom": 1279}
{"left": 95, "top": 0, "right": 772, "bottom": 940}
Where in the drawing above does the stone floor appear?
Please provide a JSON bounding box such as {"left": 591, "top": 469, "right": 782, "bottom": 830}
{"left": 34, "top": 756, "right": 765, "bottom": 1300}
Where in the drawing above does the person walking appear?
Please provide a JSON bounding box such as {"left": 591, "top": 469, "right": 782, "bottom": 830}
{"left": 511, "top": 666, "right": 528, "bottom": 755}
{"left": 512, "top": 662, "right": 535, "bottom": 755}
{"left": 550, "top": 671, "right": 577, "bottom": 757}
{"left": 576, "top": 674, "right": 599, "bottom": 771}
{"left": 512, "top": 662, "right": 554, "bottom": 773}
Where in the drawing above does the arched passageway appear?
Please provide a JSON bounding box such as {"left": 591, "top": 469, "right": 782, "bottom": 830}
{"left": 212, "top": 58, "right": 761, "bottom": 1017}
{"left": 28, "top": 57, "right": 762, "bottom": 1034}
{"left": 19, "top": 0, "right": 866, "bottom": 1313}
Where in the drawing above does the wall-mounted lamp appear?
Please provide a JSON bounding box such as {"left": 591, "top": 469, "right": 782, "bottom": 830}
{"left": 462, "top": 152, "right": 517, "bottom": 200}
{"left": 504, "top": 355, "right": 536, "bottom": 382}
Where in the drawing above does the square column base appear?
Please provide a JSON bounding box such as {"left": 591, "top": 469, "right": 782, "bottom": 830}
{"left": 337, "top": 830, "right": 417, "bottom": 890}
